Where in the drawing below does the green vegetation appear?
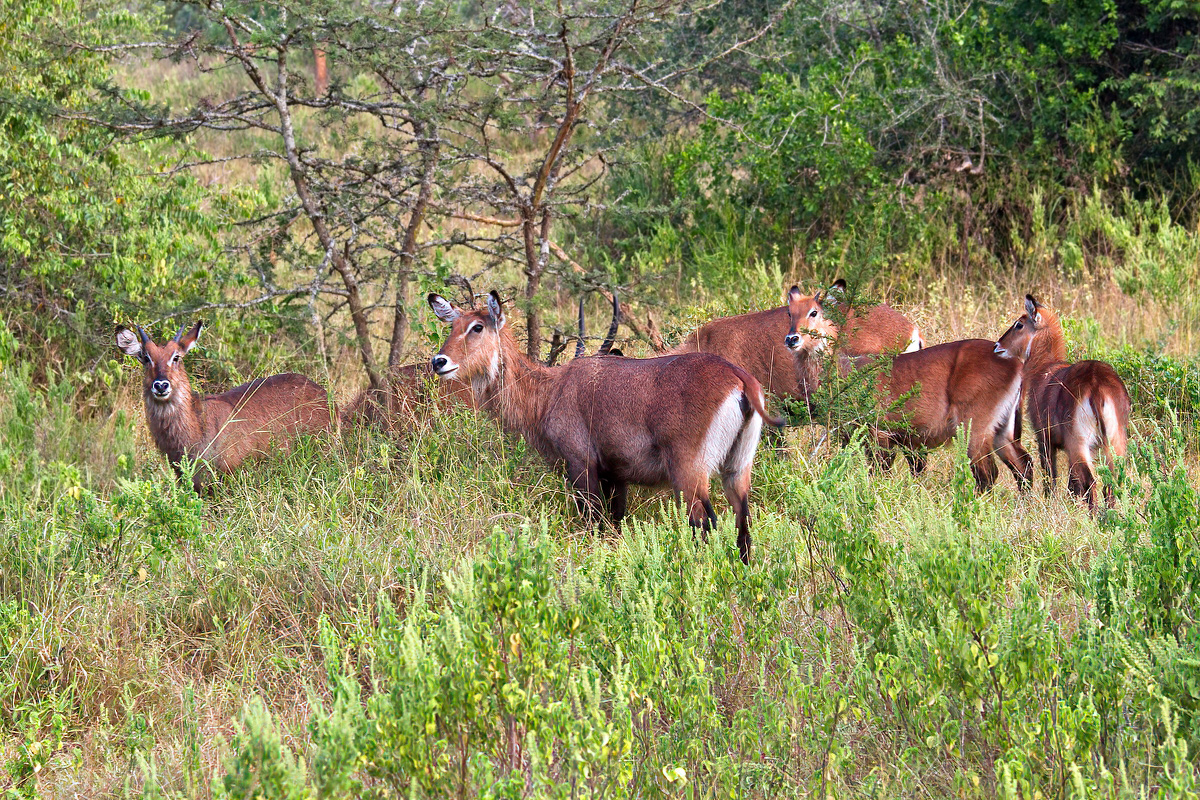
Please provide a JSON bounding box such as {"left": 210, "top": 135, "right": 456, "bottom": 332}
{"left": 2, "top": 0, "right": 1199, "bottom": 796}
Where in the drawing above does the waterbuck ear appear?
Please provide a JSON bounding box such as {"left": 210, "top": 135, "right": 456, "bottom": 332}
{"left": 115, "top": 326, "right": 145, "bottom": 360}
{"left": 178, "top": 320, "right": 203, "bottom": 353}
{"left": 829, "top": 278, "right": 848, "bottom": 294}
{"left": 427, "top": 293, "right": 461, "bottom": 324}
{"left": 486, "top": 290, "right": 506, "bottom": 329}
{"left": 787, "top": 285, "right": 803, "bottom": 303}
{"left": 1025, "top": 294, "right": 1039, "bottom": 323}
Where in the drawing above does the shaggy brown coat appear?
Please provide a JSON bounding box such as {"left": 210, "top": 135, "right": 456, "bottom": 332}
{"left": 428, "top": 290, "right": 782, "bottom": 563}
{"left": 116, "top": 322, "right": 332, "bottom": 492}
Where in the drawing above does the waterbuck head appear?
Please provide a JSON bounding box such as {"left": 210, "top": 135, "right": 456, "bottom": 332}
{"left": 784, "top": 285, "right": 837, "bottom": 353}
{"left": 115, "top": 321, "right": 203, "bottom": 404}
{"left": 994, "top": 294, "right": 1044, "bottom": 359}
{"left": 428, "top": 290, "right": 507, "bottom": 389}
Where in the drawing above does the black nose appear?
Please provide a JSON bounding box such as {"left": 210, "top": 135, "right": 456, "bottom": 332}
{"left": 784, "top": 334, "right": 800, "bottom": 348}
{"left": 152, "top": 380, "right": 170, "bottom": 394}
{"left": 431, "top": 355, "right": 448, "bottom": 372}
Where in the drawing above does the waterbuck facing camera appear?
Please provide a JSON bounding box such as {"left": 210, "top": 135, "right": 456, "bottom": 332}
{"left": 115, "top": 322, "right": 333, "bottom": 492}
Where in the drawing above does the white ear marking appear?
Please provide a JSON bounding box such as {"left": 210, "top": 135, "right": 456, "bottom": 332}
{"left": 428, "top": 293, "right": 461, "bottom": 324}
{"left": 487, "top": 291, "right": 505, "bottom": 330}
{"left": 115, "top": 328, "right": 144, "bottom": 359}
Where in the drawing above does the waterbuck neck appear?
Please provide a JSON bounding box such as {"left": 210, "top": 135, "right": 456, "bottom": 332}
{"left": 474, "top": 325, "right": 556, "bottom": 437}
{"left": 1025, "top": 309, "right": 1068, "bottom": 381}
{"left": 144, "top": 382, "right": 206, "bottom": 463}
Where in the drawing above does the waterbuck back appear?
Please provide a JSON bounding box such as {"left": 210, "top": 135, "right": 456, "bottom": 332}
{"left": 428, "top": 290, "right": 783, "bottom": 563}
{"left": 996, "top": 295, "right": 1130, "bottom": 510}
{"left": 115, "top": 322, "right": 333, "bottom": 492}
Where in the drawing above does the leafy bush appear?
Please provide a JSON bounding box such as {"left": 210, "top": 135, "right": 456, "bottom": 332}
{"left": 0, "top": 0, "right": 231, "bottom": 370}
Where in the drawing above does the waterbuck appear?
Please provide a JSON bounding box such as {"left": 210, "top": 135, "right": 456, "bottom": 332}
{"left": 676, "top": 281, "right": 922, "bottom": 409}
{"left": 115, "top": 322, "right": 333, "bottom": 492}
{"left": 785, "top": 301, "right": 1033, "bottom": 489}
{"left": 343, "top": 291, "right": 620, "bottom": 431}
{"left": 428, "top": 290, "right": 783, "bottom": 563}
{"left": 783, "top": 279, "right": 924, "bottom": 356}
{"left": 995, "top": 295, "right": 1130, "bottom": 510}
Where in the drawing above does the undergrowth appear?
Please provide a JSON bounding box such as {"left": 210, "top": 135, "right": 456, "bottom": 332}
{"left": 1, "top": 312, "right": 1198, "bottom": 797}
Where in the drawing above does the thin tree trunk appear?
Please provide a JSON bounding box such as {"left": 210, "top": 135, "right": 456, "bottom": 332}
{"left": 388, "top": 124, "right": 439, "bottom": 367}
{"left": 522, "top": 209, "right": 543, "bottom": 361}
{"left": 270, "top": 41, "right": 383, "bottom": 389}
{"left": 313, "top": 47, "right": 328, "bottom": 94}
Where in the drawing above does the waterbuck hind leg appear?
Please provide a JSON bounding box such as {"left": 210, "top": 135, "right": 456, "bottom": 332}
{"left": 1066, "top": 456, "right": 1098, "bottom": 513}
{"left": 721, "top": 468, "right": 753, "bottom": 565}
{"left": 967, "top": 426, "right": 999, "bottom": 493}
{"left": 673, "top": 470, "right": 715, "bottom": 542}
{"left": 1037, "top": 432, "right": 1057, "bottom": 496}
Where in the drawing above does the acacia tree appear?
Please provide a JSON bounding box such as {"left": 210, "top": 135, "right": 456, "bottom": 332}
{"left": 76, "top": 0, "right": 790, "bottom": 370}
{"left": 81, "top": 0, "right": 470, "bottom": 389}
{"left": 443, "top": 0, "right": 793, "bottom": 358}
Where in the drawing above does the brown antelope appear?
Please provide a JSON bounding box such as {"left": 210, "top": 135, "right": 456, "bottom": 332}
{"left": 785, "top": 303, "right": 1034, "bottom": 489}
{"left": 428, "top": 290, "right": 783, "bottom": 563}
{"left": 343, "top": 292, "right": 621, "bottom": 431}
{"left": 784, "top": 279, "right": 924, "bottom": 357}
{"left": 115, "top": 322, "right": 333, "bottom": 492}
{"left": 995, "top": 295, "right": 1130, "bottom": 510}
{"left": 675, "top": 281, "right": 922, "bottom": 411}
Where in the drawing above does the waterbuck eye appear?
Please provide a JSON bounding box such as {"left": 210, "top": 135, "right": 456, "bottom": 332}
{"left": 808, "top": 309, "right": 818, "bottom": 318}
{"left": 470, "top": 322, "right": 484, "bottom": 334}
{"left": 172, "top": 354, "right": 182, "bottom": 363}
{"left": 1016, "top": 322, "right": 1023, "bottom": 329}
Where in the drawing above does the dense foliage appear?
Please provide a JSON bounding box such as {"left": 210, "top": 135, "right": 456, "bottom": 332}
{"left": 0, "top": 0, "right": 231, "bottom": 369}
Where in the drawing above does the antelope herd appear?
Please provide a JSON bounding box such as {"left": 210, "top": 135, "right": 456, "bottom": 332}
{"left": 116, "top": 280, "right": 1133, "bottom": 560}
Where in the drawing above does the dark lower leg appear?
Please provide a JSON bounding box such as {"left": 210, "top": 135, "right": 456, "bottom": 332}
{"left": 1067, "top": 458, "right": 1097, "bottom": 512}
{"left": 605, "top": 480, "right": 628, "bottom": 530}
{"left": 568, "top": 461, "right": 606, "bottom": 524}
{"left": 998, "top": 438, "right": 1034, "bottom": 491}
{"left": 722, "top": 471, "right": 753, "bottom": 565}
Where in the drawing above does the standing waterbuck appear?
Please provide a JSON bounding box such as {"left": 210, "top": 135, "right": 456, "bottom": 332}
{"left": 675, "top": 281, "right": 921, "bottom": 439}
{"left": 428, "top": 290, "right": 783, "bottom": 563}
{"left": 995, "top": 295, "right": 1130, "bottom": 510}
{"left": 115, "top": 322, "right": 333, "bottom": 492}
{"left": 783, "top": 279, "right": 924, "bottom": 357}
{"left": 786, "top": 299, "right": 1033, "bottom": 489}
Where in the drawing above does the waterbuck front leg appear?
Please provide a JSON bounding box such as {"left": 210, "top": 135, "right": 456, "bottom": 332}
{"left": 601, "top": 477, "right": 628, "bottom": 531}
{"left": 566, "top": 459, "right": 607, "bottom": 525}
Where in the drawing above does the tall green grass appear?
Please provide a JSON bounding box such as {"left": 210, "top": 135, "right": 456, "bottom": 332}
{"left": 1, "top": 329, "right": 1197, "bottom": 796}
